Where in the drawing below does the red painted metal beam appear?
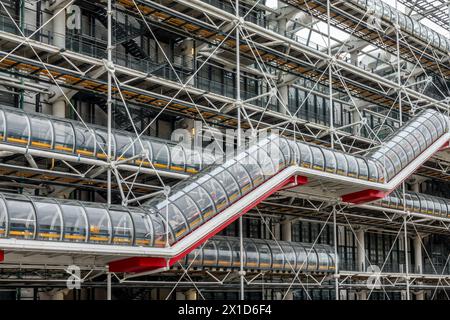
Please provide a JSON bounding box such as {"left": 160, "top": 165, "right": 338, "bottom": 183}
{"left": 342, "top": 189, "right": 387, "bottom": 205}
{"left": 109, "top": 174, "right": 308, "bottom": 273}
{"left": 439, "top": 140, "right": 450, "bottom": 152}
{"left": 0, "top": 250, "right": 4, "bottom": 263}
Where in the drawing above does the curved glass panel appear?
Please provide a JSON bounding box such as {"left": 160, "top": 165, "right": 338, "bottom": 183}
{"left": 310, "top": 146, "right": 325, "bottom": 171}
{"left": 130, "top": 210, "right": 153, "bottom": 247}
{"left": 213, "top": 167, "right": 241, "bottom": 203}
{"left": 170, "top": 145, "right": 186, "bottom": 172}
{"left": 216, "top": 239, "right": 233, "bottom": 267}
{"left": 85, "top": 206, "right": 112, "bottom": 244}
{"left": 74, "top": 126, "right": 96, "bottom": 157}
{"left": 6, "top": 197, "right": 35, "bottom": 239}
{"left": 59, "top": 202, "right": 88, "bottom": 242}
{"left": 245, "top": 240, "right": 259, "bottom": 268}
{"left": 151, "top": 141, "right": 170, "bottom": 170}
{"left": 172, "top": 193, "right": 203, "bottom": 230}
{"left": 202, "top": 241, "right": 218, "bottom": 266}
{"left": 0, "top": 198, "right": 6, "bottom": 237}
{"left": 115, "top": 133, "right": 134, "bottom": 161}
{"left": 334, "top": 152, "right": 348, "bottom": 176}
{"left": 53, "top": 120, "right": 75, "bottom": 153}
{"left": 30, "top": 116, "right": 53, "bottom": 149}
{"left": 109, "top": 209, "right": 133, "bottom": 245}
{"left": 6, "top": 112, "right": 29, "bottom": 146}
{"left": 34, "top": 200, "right": 62, "bottom": 241}
{"left": 323, "top": 148, "right": 337, "bottom": 173}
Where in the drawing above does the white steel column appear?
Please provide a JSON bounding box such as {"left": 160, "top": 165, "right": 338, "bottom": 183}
{"left": 106, "top": 0, "right": 113, "bottom": 205}
{"left": 333, "top": 206, "right": 339, "bottom": 300}
{"left": 281, "top": 218, "right": 292, "bottom": 242}
{"left": 106, "top": 272, "right": 112, "bottom": 300}
{"left": 236, "top": 0, "right": 245, "bottom": 301}
{"left": 356, "top": 228, "right": 365, "bottom": 271}
{"left": 277, "top": 1, "right": 288, "bottom": 115}
{"left": 51, "top": 1, "right": 67, "bottom": 118}
{"left": 413, "top": 235, "right": 425, "bottom": 300}
{"left": 53, "top": 4, "right": 66, "bottom": 50}
{"left": 281, "top": 218, "right": 293, "bottom": 300}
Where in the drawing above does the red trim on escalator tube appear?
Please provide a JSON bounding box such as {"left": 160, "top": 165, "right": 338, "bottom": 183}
{"left": 108, "top": 174, "right": 308, "bottom": 273}
{"left": 342, "top": 189, "right": 387, "bottom": 205}
{"left": 0, "top": 250, "right": 4, "bottom": 262}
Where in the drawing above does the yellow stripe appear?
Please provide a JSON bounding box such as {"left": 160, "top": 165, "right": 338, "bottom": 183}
{"left": 31, "top": 141, "right": 51, "bottom": 148}
{"left": 64, "top": 234, "right": 86, "bottom": 240}
{"left": 55, "top": 145, "right": 73, "bottom": 152}
{"left": 7, "top": 137, "right": 28, "bottom": 144}
{"left": 89, "top": 236, "right": 109, "bottom": 242}
{"left": 9, "top": 230, "right": 33, "bottom": 236}
{"left": 136, "top": 239, "right": 151, "bottom": 246}
{"left": 77, "top": 149, "right": 94, "bottom": 156}
{"left": 38, "top": 233, "right": 60, "bottom": 239}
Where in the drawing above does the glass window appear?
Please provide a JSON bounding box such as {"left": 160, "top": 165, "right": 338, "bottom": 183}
{"left": 85, "top": 206, "right": 112, "bottom": 244}
{"left": 30, "top": 116, "right": 53, "bottom": 149}
{"left": 60, "top": 202, "right": 88, "bottom": 242}
{"left": 245, "top": 241, "right": 259, "bottom": 268}
{"left": 305, "top": 245, "right": 318, "bottom": 271}
{"left": 115, "top": 133, "right": 134, "bottom": 160}
{"left": 74, "top": 126, "right": 96, "bottom": 157}
{"left": 344, "top": 155, "right": 359, "bottom": 178}
{"left": 410, "top": 193, "right": 421, "bottom": 212}
{"left": 231, "top": 239, "right": 245, "bottom": 268}
{"left": 170, "top": 145, "right": 186, "bottom": 172}
{"left": 213, "top": 167, "right": 241, "bottom": 202}
{"left": 0, "top": 110, "right": 4, "bottom": 141}
{"left": 6, "top": 198, "right": 35, "bottom": 239}
{"left": 282, "top": 244, "right": 297, "bottom": 270}
{"left": 295, "top": 245, "right": 308, "bottom": 270}
{"left": 202, "top": 241, "right": 218, "bottom": 266}
{"left": 334, "top": 152, "right": 348, "bottom": 176}
{"left": 6, "top": 112, "right": 29, "bottom": 145}
{"left": 299, "top": 144, "right": 312, "bottom": 168}
{"left": 201, "top": 177, "right": 228, "bottom": 213}
{"left": 226, "top": 162, "right": 252, "bottom": 196}
{"left": 252, "top": 146, "right": 276, "bottom": 178}
{"left": 130, "top": 210, "right": 153, "bottom": 247}
{"left": 109, "top": 210, "right": 133, "bottom": 245}
{"left": 187, "top": 184, "right": 216, "bottom": 221}
{"left": 172, "top": 193, "right": 202, "bottom": 230}
{"left": 185, "top": 247, "right": 202, "bottom": 267}
{"left": 356, "top": 157, "right": 368, "bottom": 180}
{"left": 185, "top": 149, "right": 201, "bottom": 173}
{"left": 310, "top": 146, "right": 325, "bottom": 171}
{"left": 271, "top": 245, "right": 284, "bottom": 269}
{"left": 276, "top": 137, "right": 291, "bottom": 166}
{"left": 151, "top": 141, "right": 170, "bottom": 169}
{"left": 0, "top": 198, "right": 6, "bottom": 237}
{"left": 316, "top": 245, "right": 330, "bottom": 271}
{"left": 217, "top": 239, "right": 232, "bottom": 267}
{"left": 288, "top": 139, "right": 300, "bottom": 164}
{"left": 255, "top": 240, "right": 272, "bottom": 269}
{"left": 157, "top": 202, "right": 188, "bottom": 241}
{"left": 135, "top": 139, "right": 153, "bottom": 167}
{"left": 322, "top": 149, "right": 337, "bottom": 173}
{"left": 34, "top": 200, "right": 62, "bottom": 241}
{"left": 367, "top": 160, "right": 379, "bottom": 182}
{"left": 53, "top": 121, "right": 75, "bottom": 153}
{"left": 241, "top": 153, "right": 264, "bottom": 188}
{"left": 95, "top": 129, "right": 115, "bottom": 159}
